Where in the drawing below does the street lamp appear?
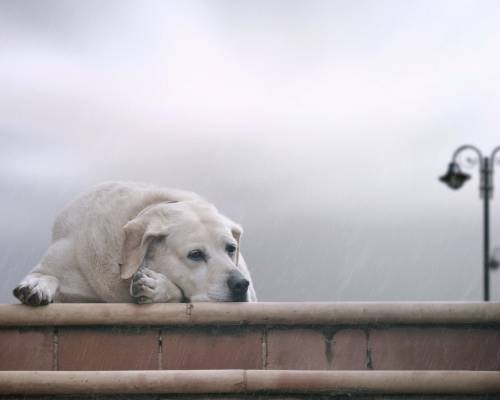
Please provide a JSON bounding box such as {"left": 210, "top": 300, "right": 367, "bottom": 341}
{"left": 439, "top": 144, "right": 500, "bottom": 301}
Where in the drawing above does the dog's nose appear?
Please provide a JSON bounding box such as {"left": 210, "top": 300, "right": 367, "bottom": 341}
{"left": 227, "top": 272, "right": 249, "bottom": 298}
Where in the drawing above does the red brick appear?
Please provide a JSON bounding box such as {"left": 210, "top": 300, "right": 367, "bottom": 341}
{"left": 58, "top": 327, "right": 159, "bottom": 370}
{"left": 0, "top": 329, "right": 53, "bottom": 370}
{"left": 370, "top": 328, "right": 500, "bottom": 370}
{"left": 330, "top": 329, "right": 368, "bottom": 370}
{"left": 163, "top": 328, "right": 262, "bottom": 369}
{"left": 266, "top": 329, "right": 328, "bottom": 370}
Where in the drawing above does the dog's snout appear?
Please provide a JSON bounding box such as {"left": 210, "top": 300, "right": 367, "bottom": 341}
{"left": 227, "top": 272, "right": 249, "bottom": 299}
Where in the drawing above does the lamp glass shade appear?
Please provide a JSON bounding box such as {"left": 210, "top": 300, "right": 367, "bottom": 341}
{"left": 439, "top": 162, "right": 470, "bottom": 189}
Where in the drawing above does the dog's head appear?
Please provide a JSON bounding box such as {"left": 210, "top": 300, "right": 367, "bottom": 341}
{"left": 120, "top": 200, "right": 250, "bottom": 302}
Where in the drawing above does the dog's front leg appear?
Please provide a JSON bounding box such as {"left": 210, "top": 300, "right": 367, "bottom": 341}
{"left": 130, "top": 267, "right": 183, "bottom": 304}
{"left": 13, "top": 273, "right": 59, "bottom": 306}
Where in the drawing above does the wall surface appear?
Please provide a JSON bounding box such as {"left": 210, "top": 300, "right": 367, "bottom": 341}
{"left": 1, "top": 325, "right": 500, "bottom": 371}
{"left": 0, "top": 303, "right": 499, "bottom": 398}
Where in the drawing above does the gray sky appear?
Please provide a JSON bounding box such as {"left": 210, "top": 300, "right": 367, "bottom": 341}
{"left": 1, "top": 0, "right": 500, "bottom": 302}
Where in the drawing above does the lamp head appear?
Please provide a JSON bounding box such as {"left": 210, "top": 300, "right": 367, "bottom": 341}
{"left": 439, "top": 162, "right": 470, "bottom": 189}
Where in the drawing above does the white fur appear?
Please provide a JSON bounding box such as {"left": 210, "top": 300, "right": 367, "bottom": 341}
{"left": 13, "top": 182, "right": 257, "bottom": 305}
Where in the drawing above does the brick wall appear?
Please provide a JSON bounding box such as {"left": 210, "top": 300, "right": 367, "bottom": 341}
{"left": 1, "top": 304, "right": 499, "bottom": 371}
{"left": 0, "top": 303, "right": 500, "bottom": 398}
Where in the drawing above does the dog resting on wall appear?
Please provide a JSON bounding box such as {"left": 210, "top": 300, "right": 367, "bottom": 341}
{"left": 13, "top": 182, "right": 256, "bottom": 305}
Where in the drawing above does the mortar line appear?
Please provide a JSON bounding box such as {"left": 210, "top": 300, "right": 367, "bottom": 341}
{"left": 365, "top": 328, "right": 373, "bottom": 370}
{"left": 53, "top": 327, "right": 59, "bottom": 371}
{"left": 323, "top": 328, "right": 336, "bottom": 367}
{"left": 261, "top": 327, "right": 268, "bottom": 369}
{"left": 158, "top": 328, "right": 163, "bottom": 370}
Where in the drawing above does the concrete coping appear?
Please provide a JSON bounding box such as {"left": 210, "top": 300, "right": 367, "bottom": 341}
{"left": 0, "top": 302, "right": 499, "bottom": 326}
{"left": 0, "top": 370, "right": 499, "bottom": 395}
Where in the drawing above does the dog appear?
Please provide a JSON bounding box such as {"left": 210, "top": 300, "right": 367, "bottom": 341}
{"left": 13, "top": 182, "right": 256, "bottom": 305}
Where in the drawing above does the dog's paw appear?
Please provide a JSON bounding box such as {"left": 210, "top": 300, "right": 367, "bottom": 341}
{"left": 13, "top": 279, "right": 54, "bottom": 306}
{"left": 130, "top": 268, "right": 182, "bottom": 304}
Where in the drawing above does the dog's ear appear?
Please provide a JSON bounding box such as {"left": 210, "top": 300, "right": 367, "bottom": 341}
{"left": 231, "top": 222, "right": 243, "bottom": 266}
{"left": 230, "top": 222, "right": 243, "bottom": 244}
{"left": 120, "top": 214, "right": 168, "bottom": 279}
{"left": 222, "top": 215, "right": 243, "bottom": 265}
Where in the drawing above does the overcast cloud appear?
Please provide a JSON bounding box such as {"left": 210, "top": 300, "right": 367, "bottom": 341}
{"left": 1, "top": 0, "right": 500, "bottom": 302}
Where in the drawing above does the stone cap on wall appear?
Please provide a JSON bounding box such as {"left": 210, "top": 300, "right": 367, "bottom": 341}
{"left": 1, "top": 302, "right": 499, "bottom": 326}
{"left": 1, "top": 370, "right": 500, "bottom": 396}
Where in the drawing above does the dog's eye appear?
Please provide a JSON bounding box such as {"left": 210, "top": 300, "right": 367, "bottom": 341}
{"left": 188, "top": 249, "right": 206, "bottom": 262}
{"left": 226, "top": 244, "right": 237, "bottom": 254}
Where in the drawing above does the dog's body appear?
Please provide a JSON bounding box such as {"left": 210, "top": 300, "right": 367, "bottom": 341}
{"left": 13, "top": 182, "right": 256, "bottom": 305}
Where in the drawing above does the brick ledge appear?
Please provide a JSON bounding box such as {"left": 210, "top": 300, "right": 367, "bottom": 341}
{"left": 0, "top": 302, "right": 499, "bottom": 326}
{"left": 0, "top": 370, "right": 499, "bottom": 395}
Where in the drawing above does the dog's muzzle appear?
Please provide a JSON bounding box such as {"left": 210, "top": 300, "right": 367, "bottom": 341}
{"left": 227, "top": 271, "right": 249, "bottom": 302}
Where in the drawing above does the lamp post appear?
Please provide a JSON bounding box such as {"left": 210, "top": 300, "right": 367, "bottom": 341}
{"left": 439, "top": 145, "right": 500, "bottom": 301}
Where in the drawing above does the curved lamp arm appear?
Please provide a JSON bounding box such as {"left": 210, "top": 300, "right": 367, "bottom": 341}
{"left": 491, "top": 146, "right": 500, "bottom": 165}
{"left": 452, "top": 144, "right": 483, "bottom": 164}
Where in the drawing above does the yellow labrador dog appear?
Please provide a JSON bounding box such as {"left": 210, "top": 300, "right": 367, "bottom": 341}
{"left": 13, "top": 182, "right": 256, "bottom": 305}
